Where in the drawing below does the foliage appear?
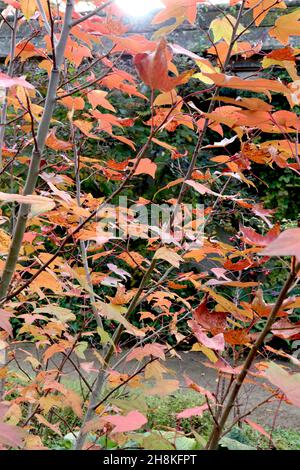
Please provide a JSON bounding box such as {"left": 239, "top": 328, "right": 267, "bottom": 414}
{"left": 0, "top": 0, "right": 300, "bottom": 452}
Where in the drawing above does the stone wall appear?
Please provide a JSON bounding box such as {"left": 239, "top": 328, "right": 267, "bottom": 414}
{"left": 0, "top": 1, "right": 300, "bottom": 65}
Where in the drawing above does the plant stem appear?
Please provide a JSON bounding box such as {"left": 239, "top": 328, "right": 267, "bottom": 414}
{"left": 74, "top": 257, "right": 157, "bottom": 449}
{"left": 207, "top": 263, "right": 299, "bottom": 450}
{"left": 0, "top": 0, "right": 74, "bottom": 300}
{"left": 0, "top": 10, "right": 18, "bottom": 170}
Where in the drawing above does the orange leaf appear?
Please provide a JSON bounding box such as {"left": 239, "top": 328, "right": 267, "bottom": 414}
{"left": 135, "top": 39, "right": 192, "bottom": 92}
{"left": 59, "top": 96, "right": 85, "bottom": 111}
{"left": 269, "top": 8, "right": 300, "bottom": 45}
{"left": 87, "top": 90, "right": 116, "bottom": 112}
{"left": 246, "top": 0, "right": 286, "bottom": 26}
{"left": 205, "top": 73, "right": 289, "bottom": 97}
{"left": 152, "top": 0, "right": 199, "bottom": 27}
{"left": 133, "top": 158, "right": 157, "bottom": 178}
{"left": 73, "top": 120, "right": 99, "bottom": 139}
{"left": 45, "top": 129, "right": 72, "bottom": 151}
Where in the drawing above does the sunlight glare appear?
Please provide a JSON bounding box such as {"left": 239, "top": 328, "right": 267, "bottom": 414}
{"left": 115, "top": 0, "right": 164, "bottom": 18}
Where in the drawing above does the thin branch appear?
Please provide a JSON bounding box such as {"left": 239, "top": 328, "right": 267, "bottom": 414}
{"left": 207, "top": 263, "right": 300, "bottom": 449}
{"left": 71, "top": 0, "right": 114, "bottom": 28}
{"left": 0, "top": 10, "right": 18, "bottom": 169}
{"left": 0, "top": 0, "right": 75, "bottom": 300}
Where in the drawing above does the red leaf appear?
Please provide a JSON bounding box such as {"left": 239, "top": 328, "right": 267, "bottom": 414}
{"left": 239, "top": 223, "right": 280, "bottom": 247}
{"left": 188, "top": 319, "right": 225, "bottom": 351}
{"left": 203, "top": 359, "right": 242, "bottom": 375}
{"left": 177, "top": 403, "right": 208, "bottom": 419}
{"left": 243, "top": 418, "right": 271, "bottom": 439}
{"left": 271, "top": 318, "right": 300, "bottom": 340}
{"left": 261, "top": 228, "right": 300, "bottom": 259}
{"left": 126, "top": 343, "right": 166, "bottom": 362}
{"left": 193, "top": 297, "right": 227, "bottom": 335}
{"left": 0, "top": 72, "right": 34, "bottom": 89}
{"left": 105, "top": 410, "right": 147, "bottom": 434}
{"left": 134, "top": 39, "right": 192, "bottom": 92}
{"left": 0, "top": 422, "right": 24, "bottom": 448}
{"left": 223, "top": 258, "right": 253, "bottom": 271}
{"left": 0, "top": 309, "right": 14, "bottom": 336}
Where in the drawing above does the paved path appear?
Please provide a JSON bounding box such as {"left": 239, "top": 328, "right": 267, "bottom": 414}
{"left": 10, "top": 343, "right": 300, "bottom": 430}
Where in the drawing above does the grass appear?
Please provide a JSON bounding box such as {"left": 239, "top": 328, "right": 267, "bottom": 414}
{"left": 5, "top": 374, "right": 300, "bottom": 450}
{"left": 244, "top": 427, "right": 300, "bottom": 450}
{"left": 146, "top": 390, "right": 212, "bottom": 435}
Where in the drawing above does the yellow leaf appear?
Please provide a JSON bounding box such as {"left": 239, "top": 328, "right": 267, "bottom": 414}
{"left": 29, "top": 270, "right": 63, "bottom": 296}
{"left": 0, "top": 192, "right": 55, "bottom": 216}
{"left": 154, "top": 247, "right": 183, "bottom": 268}
{"left": 147, "top": 379, "right": 179, "bottom": 396}
{"left": 39, "top": 394, "right": 63, "bottom": 414}
{"left": 201, "top": 286, "right": 252, "bottom": 319}
{"left": 145, "top": 361, "right": 169, "bottom": 380}
{"left": 96, "top": 326, "right": 114, "bottom": 347}
{"left": 153, "top": 90, "right": 178, "bottom": 106}
{"left": 193, "top": 59, "right": 216, "bottom": 84}
{"left": 0, "top": 228, "right": 11, "bottom": 255}
{"left": 192, "top": 343, "right": 218, "bottom": 363}
{"left": 20, "top": 0, "right": 36, "bottom": 20}
{"left": 96, "top": 301, "right": 145, "bottom": 337}
{"left": 262, "top": 57, "right": 298, "bottom": 81}
{"left": 34, "top": 305, "right": 75, "bottom": 322}
{"left": 4, "top": 404, "right": 22, "bottom": 425}
{"left": 210, "top": 15, "right": 244, "bottom": 44}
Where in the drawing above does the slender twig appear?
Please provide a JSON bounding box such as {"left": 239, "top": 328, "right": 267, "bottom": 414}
{"left": 0, "top": 0, "right": 75, "bottom": 300}
{"left": 0, "top": 10, "right": 18, "bottom": 169}
{"left": 71, "top": 0, "right": 114, "bottom": 28}
{"left": 207, "top": 263, "right": 300, "bottom": 449}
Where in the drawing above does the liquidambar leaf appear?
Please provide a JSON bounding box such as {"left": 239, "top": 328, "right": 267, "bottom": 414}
{"left": 177, "top": 403, "right": 208, "bottom": 419}
{"left": 96, "top": 301, "right": 145, "bottom": 337}
{"left": 154, "top": 247, "right": 183, "bottom": 268}
{"left": 0, "top": 72, "right": 34, "bottom": 89}
{"left": 134, "top": 38, "right": 193, "bottom": 91}
{"left": 105, "top": 410, "right": 147, "bottom": 434}
{"left": 264, "top": 362, "right": 300, "bottom": 408}
{"left": 261, "top": 228, "right": 300, "bottom": 259}
{"left": 0, "top": 192, "right": 55, "bottom": 216}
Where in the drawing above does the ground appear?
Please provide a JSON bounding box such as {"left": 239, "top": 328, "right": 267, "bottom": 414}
{"left": 10, "top": 343, "right": 300, "bottom": 431}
